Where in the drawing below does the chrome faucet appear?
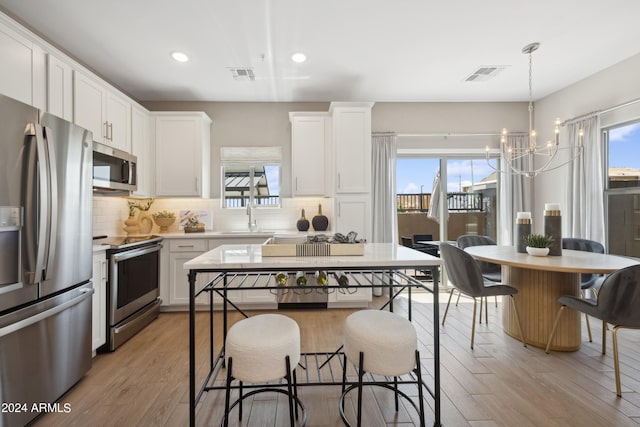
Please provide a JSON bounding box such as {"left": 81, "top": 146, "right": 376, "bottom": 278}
{"left": 247, "top": 204, "right": 257, "bottom": 231}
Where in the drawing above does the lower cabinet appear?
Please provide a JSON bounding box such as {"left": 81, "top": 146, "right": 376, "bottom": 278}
{"left": 91, "top": 250, "right": 107, "bottom": 353}
{"left": 161, "top": 237, "right": 277, "bottom": 310}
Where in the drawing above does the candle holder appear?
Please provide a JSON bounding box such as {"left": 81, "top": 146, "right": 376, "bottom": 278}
{"left": 543, "top": 203, "right": 562, "bottom": 256}
{"left": 516, "top": 212, "right": 531, "bottom": 253}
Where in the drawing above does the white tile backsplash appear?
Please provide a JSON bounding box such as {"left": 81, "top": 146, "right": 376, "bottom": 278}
{"left": 92, "top": 196, "right": 334, "bottom": 236}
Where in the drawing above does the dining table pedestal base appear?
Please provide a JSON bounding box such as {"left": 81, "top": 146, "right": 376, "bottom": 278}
{"left": 502, "top": 266, "right": 581, "bottom": 351}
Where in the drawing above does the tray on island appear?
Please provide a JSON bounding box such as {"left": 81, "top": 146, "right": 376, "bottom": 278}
{"left": 261, "top": 237, "right": 364, "bottom": 257}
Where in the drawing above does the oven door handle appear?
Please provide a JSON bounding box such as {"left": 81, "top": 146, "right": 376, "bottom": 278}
{"left": 112, "top": 244, "right": 162, "bottom": 263}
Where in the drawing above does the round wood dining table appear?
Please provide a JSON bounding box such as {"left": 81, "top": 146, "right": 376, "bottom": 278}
{"left": 464, "top": 245, "right": 639, "bottom": 351}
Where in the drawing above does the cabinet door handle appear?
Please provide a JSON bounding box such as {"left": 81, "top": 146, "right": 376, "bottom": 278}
{"left": 337, "top": 173, "right": 341, "bottom": 190}
{"left": 295, "top": 177, "right": 298, "bottom": 191}
{"left": 108, "top": 122, "right": 113, "bottom": 141}
{"left": 103, "top": 121, "right": 109, "bottom": 139}
{"left": 177, "top": 245, "right": 195, "bottom": 248}
{"left": 194, "top": 177, "right": 198, "bottom": 192}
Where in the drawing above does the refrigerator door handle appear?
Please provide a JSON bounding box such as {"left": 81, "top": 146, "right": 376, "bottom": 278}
{"left": 24, "top": 123, "right": 49, "bottom": 285}
{"left": 0, "top": 287, "right": 94, "bottom": 338}
{"left": 42, "top": 125, "right": 59, "bottom": 280}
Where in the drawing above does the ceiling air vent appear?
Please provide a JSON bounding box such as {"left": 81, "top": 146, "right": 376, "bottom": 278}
{"left": 229, "top": 68, "right": 255, "bottom": 81}
{"left": 465, "top": 66, "right": 507, "bottom": 82}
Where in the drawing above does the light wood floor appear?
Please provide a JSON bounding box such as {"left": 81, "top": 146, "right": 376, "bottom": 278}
{"left": 32, "top": 291, "right": 640, "bottom": 427}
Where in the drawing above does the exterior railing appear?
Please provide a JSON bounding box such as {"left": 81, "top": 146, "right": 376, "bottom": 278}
{"left": 224, "top": 195, "right": 280, "bottom": 208}
{"left": 397, "top": 192, "right": 483, "bottom": 212}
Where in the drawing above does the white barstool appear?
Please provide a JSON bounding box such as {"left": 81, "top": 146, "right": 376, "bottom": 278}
{"left": 223, "top": 313, "right": 306, "bottom": 427}
{"left": 340, "top": 310, "right": 425, "bottom": 427}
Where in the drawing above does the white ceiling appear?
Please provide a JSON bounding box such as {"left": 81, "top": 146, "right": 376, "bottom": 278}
{"left": 2, "top": 0, "right": 640, "bottom": 103}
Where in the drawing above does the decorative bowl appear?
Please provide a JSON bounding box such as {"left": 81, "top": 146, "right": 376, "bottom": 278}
{"left": 153, "top": 217, "right": 175, "bottom": 232}
{"left": 526, "top": 246, "right": 549, "bottom": 257}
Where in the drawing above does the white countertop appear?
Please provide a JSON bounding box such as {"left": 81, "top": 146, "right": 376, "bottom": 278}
{"left": 183, "top": 243, "right": 442, "bottom": 271}
{"left": 153, "top": 230, "right": 310, "bottom": 239}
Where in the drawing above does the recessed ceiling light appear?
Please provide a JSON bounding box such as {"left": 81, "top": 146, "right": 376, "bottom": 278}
{"left": 291, "top": 52, "right": 306, "bottom": 63}
{"left": 171, "top": 51, "right": 189, "bottom": 62}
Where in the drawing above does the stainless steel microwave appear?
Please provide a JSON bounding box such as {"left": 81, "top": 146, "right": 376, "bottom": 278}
{"left": 92, "top": 142, "right": 137, "bottom": 193}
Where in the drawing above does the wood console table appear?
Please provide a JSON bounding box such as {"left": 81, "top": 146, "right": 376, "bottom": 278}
{"left": 465, "top": 245, "right": 638, "bottom": 351}
{"left": 184, "top": 243, "right": 443, "bottom": 427}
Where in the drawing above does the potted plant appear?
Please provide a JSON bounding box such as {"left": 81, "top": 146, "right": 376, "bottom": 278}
{"left": 152, "top": 210, "right": 176, "bottom": 232}
{"left": 523, "top": 233, "right": 554, "bottom": 256}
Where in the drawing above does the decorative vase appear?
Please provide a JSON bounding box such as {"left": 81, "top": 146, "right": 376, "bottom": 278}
{"left": 515, "top": 212, "right": 532, "bottom": 254}
{"left": 296, "top": 209, "right": 310, "bottom": 232}
{"left": 311, "top": 204, "right": 329, "bottom": 231}
{"left": 543, "top": 203, "right": 562, "bottom": 256}
{"left": 526, "top": 246, "right": 549, "bottom": 257}
{"left": 123, "top": 216, "right": 139, "bottom": 235}
{"left": 137, "top": 211, "right": 153, "bottom": 235}
{"left": 154, "top": 217, "right": 175, "bottom": 233}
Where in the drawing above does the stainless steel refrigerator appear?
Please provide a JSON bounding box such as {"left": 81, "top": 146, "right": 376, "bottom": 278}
{"left": 0, "top": 94, "right": 94, "bottom": 427}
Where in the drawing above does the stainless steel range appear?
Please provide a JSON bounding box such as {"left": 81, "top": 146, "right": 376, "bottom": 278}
{"left": 96, "top": 235, "right": 163, "bottom": 351}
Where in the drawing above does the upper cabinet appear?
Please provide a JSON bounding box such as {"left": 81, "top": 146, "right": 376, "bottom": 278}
{"left": 331, "top": 102, "right": 373, "bottom": 194}
{"left": 46, "top": 54, "right": 73, "bottom": 121}
{"left": 74, "top": 70, "right": 131, "bottom": 152}
{"left": 290, "top": 112, "right": 331, "bottom": 196}
{"left": 153, "top": 112, "right": 212, "bottom": 198}
{"left": 131, "top": 105, "right": 152, "bottom": 197}
{"left": 0, "top": 21, "right": 45, "bottom": 107}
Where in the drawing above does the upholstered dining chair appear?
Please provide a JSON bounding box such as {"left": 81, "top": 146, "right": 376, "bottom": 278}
{"left": 545, "top": 264, "right": 640, "bottom": 397}
{"left": 456, "top": 235, "right": 501, "bottom": 319}
{"left": 562, "top": 237, "right": 606, "bottom": 342}
{"left": 456, "top": 235, "right": 501, "bottom": 282}
{"left": 439, "top": 242, "right": 526, "bottom": 349}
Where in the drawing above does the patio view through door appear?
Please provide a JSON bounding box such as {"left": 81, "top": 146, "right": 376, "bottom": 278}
{"left": 396, "top": 157, "right": 498, "bottom": 247}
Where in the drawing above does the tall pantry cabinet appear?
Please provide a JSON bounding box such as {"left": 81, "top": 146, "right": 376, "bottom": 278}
{"left": 331, "top": 102, "right": 373, "bottom": 242}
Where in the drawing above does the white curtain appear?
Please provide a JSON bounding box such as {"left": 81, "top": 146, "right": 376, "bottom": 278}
{"left": 498, "top": 134, "right": 533, "bottom": 245}
{"left": 371, "top": 133, "right": 398, "bottom": 245}
{"left": 565, "top": 115, "right": 605, "bottom": 243}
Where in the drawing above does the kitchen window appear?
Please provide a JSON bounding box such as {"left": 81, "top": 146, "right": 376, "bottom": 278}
{"left": 222, "top": 164, "right": 280, "bottom": 208}
{"left": 220, "top": 146, "right": 282, "bottom": 209}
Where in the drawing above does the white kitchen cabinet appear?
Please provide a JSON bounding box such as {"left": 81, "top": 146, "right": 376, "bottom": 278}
{"left": 290, "top": 112, "right": 331, "bottom": 196}
{"left": 153, "top": 112, "right": 212, "bottom": 198}
{"left": 167, "top": 239, "right": 212, "bottom": 306}
{"left": 46, "top": 53, "right": 73, "bottom": 121}
{"left": 208, "top": 237, "right": 277, "bottom": 307}
{"left": 0, "top": 22, "right": 43, "bottom": 106}
{"left": 131, "top": 105, "right": 152, "bottom": 197}
{"left": 335, "top": 194, "right": 371, "bottom": 242}
{"left": 161, "top": 236, "right": 277, "bottom": 310}
{"left": 91, "top": 250, "right": 107, "bottom": 353}
{"left": 74, "top": 70, "right": 131, "bottom": 151}
{"left": 331, "top": 103, "right": 373, "bottom": 194}
{"left": 328, "top": 285, "right": 372, "bottom": 308}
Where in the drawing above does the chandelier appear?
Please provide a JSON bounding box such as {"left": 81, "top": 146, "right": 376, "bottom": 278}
{"left": 487, "top": 42, "right": 583, "bottom": 178}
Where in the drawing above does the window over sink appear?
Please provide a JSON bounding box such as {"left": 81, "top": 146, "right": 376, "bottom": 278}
{"left": 223, "top": 164, "right": 280, "bottom": 208}
{"left": 220, "top": 146, "right": 282, "bottom": 209}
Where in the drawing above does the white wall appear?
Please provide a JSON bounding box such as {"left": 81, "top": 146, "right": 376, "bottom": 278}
{"left": 532, "top": 53, "right": 640, "bottom": 231}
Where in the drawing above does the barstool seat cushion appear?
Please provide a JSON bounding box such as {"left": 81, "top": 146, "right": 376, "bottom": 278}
{"left": 225, "top": 314, "right": 300, "bottom": 383}
{"left": 343, "top": 310, "right": 417, "bottom": 377}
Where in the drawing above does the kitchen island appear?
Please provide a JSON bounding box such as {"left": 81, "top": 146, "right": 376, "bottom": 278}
{"left": 183, "top": 242, "right": 443, "bottom": 427}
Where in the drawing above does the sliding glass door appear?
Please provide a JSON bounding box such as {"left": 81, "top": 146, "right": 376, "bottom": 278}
{"left": 396, "top": 156, "right": 497, "bottom": 245}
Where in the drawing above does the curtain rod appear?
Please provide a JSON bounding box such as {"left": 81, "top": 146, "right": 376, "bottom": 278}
{"left": 561, "top": 97, "right": 640, "bottom": 126}
{"left": 395, "top": 132, "right": 502, "bottom": 137}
